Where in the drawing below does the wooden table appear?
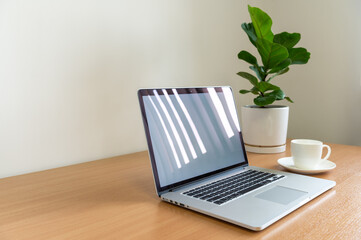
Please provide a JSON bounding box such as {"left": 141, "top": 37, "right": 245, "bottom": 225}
{"left": 1, "top": 142, "right": 360, "bottom": 239}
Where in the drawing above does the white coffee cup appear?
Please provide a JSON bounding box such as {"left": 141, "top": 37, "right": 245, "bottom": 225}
{"left": 291, "top": 139, "right": 331, "bottom": 169}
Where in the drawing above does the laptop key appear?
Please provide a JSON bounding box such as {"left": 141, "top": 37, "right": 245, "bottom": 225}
{"left": 200, "top": 195, "right": 213, "bottom": 200}
{"left": 193, "top": 193, "right": 204, "bottom": 198}
{"left": 206, "top": 196, "right": 222, "bottom": 202}
{"left": 214, "top": 200, "right": 226, "bottom": 205}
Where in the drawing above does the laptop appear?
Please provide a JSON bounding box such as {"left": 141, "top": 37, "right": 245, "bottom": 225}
{"left": 137, "top": 86, "right": 335, "bottom": 231}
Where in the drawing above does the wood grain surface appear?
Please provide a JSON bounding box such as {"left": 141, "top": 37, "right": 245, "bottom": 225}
{"left": 0, "top": 141, "right": 360, "bottom": 240}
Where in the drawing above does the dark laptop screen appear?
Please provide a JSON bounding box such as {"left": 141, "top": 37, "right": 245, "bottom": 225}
{"left": 139, "top": 87, "right": 247, "bottom": 192}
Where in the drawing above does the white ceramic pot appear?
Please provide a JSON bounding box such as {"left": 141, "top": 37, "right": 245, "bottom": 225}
{"left": 241, "top": 105, "right": 289, "bottom": 153}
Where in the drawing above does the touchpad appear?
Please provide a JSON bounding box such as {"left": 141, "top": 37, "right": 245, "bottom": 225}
{"left": 256, "top": 186, "right": 308, "bottom": 205}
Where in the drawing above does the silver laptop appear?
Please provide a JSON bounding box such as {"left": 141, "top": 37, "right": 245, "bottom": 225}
{"left": 137, "top": 86, "right": 335, "bottom": 231}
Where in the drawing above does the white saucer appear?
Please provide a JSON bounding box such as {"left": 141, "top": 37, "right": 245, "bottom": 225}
{"left": 277, "top": 157, "right": 336, "bottom": 174}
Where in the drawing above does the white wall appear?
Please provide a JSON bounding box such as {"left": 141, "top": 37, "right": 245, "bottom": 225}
{"left": 1, "top": 0, "right": 360, "bottom": 178}
{"left": 0, "top": 0, "right": 243, "bottom": 178}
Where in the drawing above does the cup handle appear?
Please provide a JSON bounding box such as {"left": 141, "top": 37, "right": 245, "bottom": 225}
{"left": 322, "top": 144, "right": 331, "bottom": 160}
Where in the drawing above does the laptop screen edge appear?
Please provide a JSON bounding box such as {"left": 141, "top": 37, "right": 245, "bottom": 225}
{"left": 137, "top": 86, "right": 249, "bottom": 196}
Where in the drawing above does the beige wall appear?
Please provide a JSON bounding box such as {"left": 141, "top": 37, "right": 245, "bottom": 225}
{"left": 0, "top": 0, "right": 243, "bottom": 178}
{"left": 0, "top": 0, "right": 360, "bottom": 178}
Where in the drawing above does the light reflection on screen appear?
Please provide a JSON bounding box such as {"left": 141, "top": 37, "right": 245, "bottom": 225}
{"left": 143, "top": 88, "right": 246, "bottom": 187}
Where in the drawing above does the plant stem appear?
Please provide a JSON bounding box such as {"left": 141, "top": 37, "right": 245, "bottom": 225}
{"left": 262, "top": 73, "right": 268, "bottom": 82}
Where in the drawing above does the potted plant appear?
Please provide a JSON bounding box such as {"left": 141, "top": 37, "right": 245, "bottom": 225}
{"left": 237, "top": 5, "right": 310, "bottom": 153}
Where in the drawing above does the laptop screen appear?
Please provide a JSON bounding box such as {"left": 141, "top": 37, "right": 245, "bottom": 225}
{"left": 138, "top": 87, "right": 248, "bottom": 192}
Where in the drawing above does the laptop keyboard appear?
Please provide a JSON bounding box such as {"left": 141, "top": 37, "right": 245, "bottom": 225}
{"left": 183, "top": 169, "right": 285, "bottom": 205}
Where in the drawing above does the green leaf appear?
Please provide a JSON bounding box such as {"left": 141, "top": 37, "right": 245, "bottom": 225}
{"left": 254, "top": 95, "right": 276, "bottom": 106}
{"left": 274, "top": 32, "right": 301, "bottom": 49}
{"left": 256, "top": 38, "right": 289, "bottom": 70}
{"left": 249, "top": 65, "right": 264, "bottom": 81}
{"left": 250, "top": 87, "right": 259, "bottom": 95}
{"left": 241, "top": 22, "right": 257, "bottom": 47}
{"left": 268, "top": 67, "right": 289, "bottom": 82}
{"left": 269, "top": 59, "right": 291, "bottom": 74}
{"left": 276, "top": 67, "right": 289, "bottom": 76}
{"left": 237, "top": 72, "right": 258, "bottom": 86}
{"left": 265, "top": 89, "right": 285, "bottom": 100}
{"left": 248, "top": 5, "right": 274, "bottom": 42}
{"left": 288, "top": 47, "right": 310, "bottom": 64}
{"left": 257, "top": 81, "right": 280, "bottom": 93}
{"left": 239, "top": 89, "right": 251, "bottom": 94}
{"left": 238, "top": 51, "right": 257, "bottom": 65}
{"left": 285, "top": 96, "right": 294, "bottom": 103}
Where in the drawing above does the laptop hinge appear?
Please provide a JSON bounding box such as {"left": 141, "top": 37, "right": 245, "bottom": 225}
{"left": 158, "top": 189, "right": 170, "bottom": 197}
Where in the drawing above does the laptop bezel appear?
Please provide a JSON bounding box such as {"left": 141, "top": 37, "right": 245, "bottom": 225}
{"left": 137, "top": 87, "right": 249, "bottom": 195}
